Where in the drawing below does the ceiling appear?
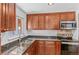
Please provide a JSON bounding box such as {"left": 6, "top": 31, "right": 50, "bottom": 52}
{"left": 17, "top": 3, "right": 79, "bottom": 14}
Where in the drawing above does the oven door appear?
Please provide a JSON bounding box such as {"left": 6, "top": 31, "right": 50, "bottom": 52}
{"left": 61, "top": 42, "right": 79, "bottom": 55}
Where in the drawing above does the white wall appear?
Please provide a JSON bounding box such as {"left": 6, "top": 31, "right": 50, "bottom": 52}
{"left": 28, "top": 30, "right": 58, "bottom": 36}
{"left": 16, "top": 5, "right": 27, "bottom": 36}
{"left": 1, "top": 5, "right": 27, "bottom": 45}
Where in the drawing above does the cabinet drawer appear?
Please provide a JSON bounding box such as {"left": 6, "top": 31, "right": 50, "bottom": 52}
{"left": 38, "top": 40, "right": 45, "bottom": 44}
{"left": 45, "top": 41, "right": 55, "bottom": 45}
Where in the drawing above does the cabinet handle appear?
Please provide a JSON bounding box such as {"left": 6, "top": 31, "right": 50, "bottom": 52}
{"left": 6, "top": 29, "right": 8, "bottom": 31}
{"left": 4, "top": 29, "right": 8, "bottom": 31}
{"left": 4, "top": 29, "right": 6, "bottom": 31}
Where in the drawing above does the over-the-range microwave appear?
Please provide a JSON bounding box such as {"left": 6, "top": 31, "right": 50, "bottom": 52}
{"left": 60, "top": 21, "right": 76, "bottom": 29}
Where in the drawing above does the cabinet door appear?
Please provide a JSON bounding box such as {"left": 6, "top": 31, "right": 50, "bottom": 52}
{"left": 0, "top": 3, "right": 1, "bottom": 54}
{"left": 26, "top": 48, "right": 32, "bottom": 55}
{"left": 45, "top": 14, "right": 60, "bottom": 30}
{"left": 5, "top": 3, "right": 9, "bottom": 31}
{"left": 1, "top": 3, "right": 6, "bottom": 32}
{"left": 55, "top": 41, "right": 61, "bottom": 55}
{"left": 38, "top": 15, "right": 45, "bottom": 30}
{"left": 66, "top": 12, "right": 75, "bottom": 21}
{"left": 37, "top": 40, "right": 45, "bottom": 55}
{"left": 45, "top": 14, "right": 49, "bottom": 30}
{"left": 11, "top": 3, "right": 16, "bottom": 31}
{"left": 52, "top": 14, "right": 60, "bottom": 30}
{"left": 0, "top": 3, "right": 1, "bottom": 31}
{"left": 45, "top": 41, "right": 55, "bottom": 55}
{"left": 27, "top": 15, "right": 32, "bottom": 30}
{"left": 32, "top": 15, "right": 39, "bottom": 30}
{"left": 31, "top": 41, "right": 37, "bottom": 55}
{"left": 0, "top": 3, "right": 16, "bottom": 32}
{"left": 24, "top": 41, "right": 37, "bottom": 55}
{"left": 8, "top": 3, "right": 16, "bottom": 31}
{"left": 60, "top": 12, "right": 75, "bottom": 21}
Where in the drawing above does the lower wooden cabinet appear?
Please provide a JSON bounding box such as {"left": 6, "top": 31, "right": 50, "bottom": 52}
{"left": 23, "top": 41, "right": 37, "bottom": 55}
{"left": 45, "top": 40, "right": 56, "bottom": 55}
{"left": 55, "top": 41, "right": 61, "bottom": 55}
{"left": 23, "top": 40, "right": 61, "bottom": 55}
{"left": 36, "top": 40, "right": 45, "bottom": 55}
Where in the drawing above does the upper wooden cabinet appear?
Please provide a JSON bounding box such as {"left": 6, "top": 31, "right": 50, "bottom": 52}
{"left": 1, "top": 3, "right": 6, "bottom": 32}
{"left": 27, "top": 12, "right": 75, "bottom": 30}
{"left": 45, "top": 13, "right": 60, "bottom": 30}
{"left": 60, "top": 12, "right": 75, "bottom": 21}
{"left": 0, "top": 3, "right": 1, "bottom": 54}
{"left": 32, "top": 15, "right": 39, "bottom": 30}
{"left": 38, "top": 15, "right": 45, "bottom": 30}
{"left": 27, "top": 15, "right": 32, "bottom": 30}
{"left": 8, "top": 3, "right": 16, "bottom": 31}
{"left": 0, "top": 3, "right": 16, "bottom": 32}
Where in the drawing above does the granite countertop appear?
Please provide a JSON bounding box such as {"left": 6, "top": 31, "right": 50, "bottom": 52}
{"left": 1, "top": 36, "right": 79, "bottom": 55}
{"left": 2, "top": 38, "right": 61, "bottom": 55}
{"left": 2, "top": 39, "right": 35, "bottom": 55}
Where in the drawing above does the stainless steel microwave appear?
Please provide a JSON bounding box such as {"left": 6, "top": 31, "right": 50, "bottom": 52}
{"left": 60, "top": 21, "right": 76, "bottom": 29}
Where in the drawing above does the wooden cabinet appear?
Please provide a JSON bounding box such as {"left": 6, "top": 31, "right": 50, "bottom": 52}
{"left": 45, "top": 14, "right": 60, "bottom": 30}
{"left": 24, "top": 41, "right": 37, "bottom": 55}
{"left": 27, "top": 14, "right": 45, "bottom": 30}
{"left": 27, "top": 12, "right": 75, "bottom": 30}
{"left": 37, "top": 40, "right": 45, "bottom": 55}
{"left": 0, "top": 3, "right": 16, "bottom": 32}
{"left": 8, "top": 3, "right": 16, "bottom": 31}
{"left": 38, "top": 15, "right": 45, "bottom": 30}
{"left": 0, "top": 4, "right": 1, "bottom": 54}
{"left": 55, "top": 41, "right": 61, "bottom": 55}
{"left": 60, "top": 12, "right": 75, "bottom": 21}
{"left": 26, "top": 45, "right": 35, "bottom": 55}
{"left": 45, "top": 40, "right": 55, "bottom": 55}
{"left": 1, "top": 3, "right": 6, "bottom": 32}
{"left": 23, "top": 40, "right": 61, "bottom": 55}
{"left": 36, "top": 40, "right": 61, "bottom": 55}
{"left": 0, "top": 4, "right": 1, "bottom": 31}
{"left": 32, "top": 15, "right": 39, "bottom": 30}
{"left": 27, "top": 15, "right": 32, "bottom": 30}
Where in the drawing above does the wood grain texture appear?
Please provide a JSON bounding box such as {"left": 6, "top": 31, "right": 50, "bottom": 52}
{"left": 27, "top": 12, "right": 75, "bottom": 30}
{"left": 0, "top": 3, "right": 1, "bottom": 54}
{"left": 0, "top": 3, "right": 16, "bottom": 32}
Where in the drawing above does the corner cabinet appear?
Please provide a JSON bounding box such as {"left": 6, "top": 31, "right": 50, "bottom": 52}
{"left": 0, "top": 3, "right": 16, "bottom": 32}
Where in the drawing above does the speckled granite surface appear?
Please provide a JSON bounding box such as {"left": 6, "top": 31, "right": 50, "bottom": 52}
{"left": 1, "top": 35, "right": 79, "bottom": 55}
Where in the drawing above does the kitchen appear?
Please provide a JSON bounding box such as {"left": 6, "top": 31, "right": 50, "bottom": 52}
{"left": 0, "top": 3, "right": 79, "bottom": 55}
